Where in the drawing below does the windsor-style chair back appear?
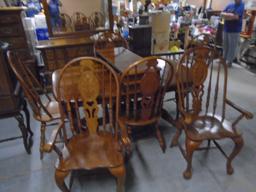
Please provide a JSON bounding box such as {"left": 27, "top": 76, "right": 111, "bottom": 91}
{"left": 118, "top": 56, "right": 174, "bottom": 153}
{"left": 60, "top": 13, "right": 73, "bottom": 32}
{"left": 72, "top": 12, "right": 92, "bottom": 31}
{"left": 54, "top": 57, "right": 128, "bottom": 192}
{"left": 187, "top": 33, "right": 216, "bottom": 50}
{"left": 7, "top": 51, "right": 60, "bottom": 159}
{"left": 94, "top": 31, "right": 129, "bottom": 55}
{"left": 91, "top": 11, "right": 105, "bottom": 28}
{"left": 171, "top": 46, "right": 253, "bottom": 179}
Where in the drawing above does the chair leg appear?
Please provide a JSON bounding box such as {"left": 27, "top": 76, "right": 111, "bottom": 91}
{"left": 23, "top": 100, "right": 33, "bottom": 136}
{"left": 183, "top": 138, "right": 202, "bottom": 179}
{"left": 40, "top": 122, "right": 46, "bottom": 160}
{"left": 175, "top": 91, "right": 180, "bottom": 120}
{"left": 207, "top": 140, "right": 211, "bottom": 149}
{"left": 226, "top": 136, "right": 244, "bottom": 175}
{"left": 15, "top": 113, "right": 31, "bottom": 154}
{"left": 55, "top": 169, "right": 70, "bottom": 192}
{"left": 170, "top": 121, "right": 183, "bottom": 147}
{"left": 109, "top": 165, "right": 126, "bottom": 192}
{"left": 156, "top": 123, "right": 166, "bottom": 153}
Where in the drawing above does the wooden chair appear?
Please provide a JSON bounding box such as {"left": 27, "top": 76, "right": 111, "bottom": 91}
{"left": 60, "top": 13, "right": 73, "bottom": 32}
{"left": 72, "top": 12, "right": 92, "bottom": 31}
{"left": 171, "top": 46, "right": 253, "bottom": 179}
{"left": 187, "top": 33, "right": 216, "bottom": 49}
{"left": 94, "top": 31, "right": 129, "bottom": 55}
{"left": 91, "top": 11, "right": 105, "bottom": 28}
{"left": 7, "top": 51, "right": 61, "bottom": 159}
{"left": 119, "top": 56, "right": 175, "bottom": 153}
{"left": 44, "top": 57, "right": 130, "bottom": 192}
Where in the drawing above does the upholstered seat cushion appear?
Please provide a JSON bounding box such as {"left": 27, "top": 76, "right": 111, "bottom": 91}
{"left": 56, "top": 132, "right": 124, "bottom": 171}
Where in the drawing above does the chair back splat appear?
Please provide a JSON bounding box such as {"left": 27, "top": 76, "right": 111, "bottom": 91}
{"left": 119, "top": 56, "right": 174, "bottom": 152}
{"left": 176, "top": 46, "right": 228, "bottom": 124}
{"left": 7, "top": 51, "right": 61, "bottom": 159}
{"left": 57, "top": 57, "right": 120, "bottom": 141}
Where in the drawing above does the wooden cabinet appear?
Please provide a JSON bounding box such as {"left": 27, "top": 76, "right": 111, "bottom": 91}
{"left": 128, "top": 25, "right": 152, "bottom": 57}
{"left": 0, "top": 43, "right": 19, "bottom": 114}
{"left": 0, "top": 7, "right": 32, "bottom": 61}
{"left": 0, "top": 7, "right": 36, "bottom": 84}
{"left": 36, "top": 36, "right": 94, "bottom": 72}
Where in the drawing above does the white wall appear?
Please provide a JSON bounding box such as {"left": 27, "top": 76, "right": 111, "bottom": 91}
{"left": 211, "top": 0, "right": 232, "bottom": 10}
{"left": 188, "top": 0, "right": 256, "bottom": 10}
{"left": 0, "top": 0, "right": 6, "bottom": 6}
{"left": 60, "top": 0, "right": 103, "bottom": 17}
{"left": 244, "top": 0, "right": 256, "bottom": 9}
{"left": 187, "top": 0, "right": 204, "bottom": 7}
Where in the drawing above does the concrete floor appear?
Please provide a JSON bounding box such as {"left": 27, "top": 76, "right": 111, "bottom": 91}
{"left": 0, "top": 64, "right": 256, "bottom": 192}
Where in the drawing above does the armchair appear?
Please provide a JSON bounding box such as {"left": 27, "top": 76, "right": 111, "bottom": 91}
{"left": 171, "top": 46, "right": 253, "bottom": 179}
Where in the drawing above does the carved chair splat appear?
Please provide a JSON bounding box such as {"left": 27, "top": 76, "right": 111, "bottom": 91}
{"left": 119, "top": 56, "right": 175, "bottom": 153}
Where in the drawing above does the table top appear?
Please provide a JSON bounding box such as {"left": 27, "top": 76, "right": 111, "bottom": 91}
{"left": 96, "top": 47, "right": 142, "bottom": 73}
{"left": 36, "top": 36, "right": 94, "bottom": 50}
{"left": 52, "top": 47, "right": 190, "bottom": 98}
{"left": 152, "top": 49, "right": 184, "bottom": 56}
{"left": 0, "top": 7, "right": 26, "bottom": 11}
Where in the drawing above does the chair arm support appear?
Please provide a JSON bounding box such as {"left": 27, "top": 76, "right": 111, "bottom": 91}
{"left": 118, "top": 120, "right": 131, "bottom": 152}
{"left": 44, "top": 122, "right": 64, "bottom": 153}
{"left": 225, "top": 99, "right": 253, "bottom": 119}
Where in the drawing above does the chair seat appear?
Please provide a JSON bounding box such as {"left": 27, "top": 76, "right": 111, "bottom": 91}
{"left": 186, "top": 115, "right": 240, "bottom": 141}
{"left": 36, "top": 100, "right": 60, "bottom": 122}
{"left": 118, "top": 116, "right": 160, "bottom": 127}
{"left": 56, "top": 132, "right": 124, "bottom": 172}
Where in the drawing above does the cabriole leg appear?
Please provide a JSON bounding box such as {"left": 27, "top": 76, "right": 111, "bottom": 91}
{"left": 227, "top": 136, "right": 244, "bottom": 175}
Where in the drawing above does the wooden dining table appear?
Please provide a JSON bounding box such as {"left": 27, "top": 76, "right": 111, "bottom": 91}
{"left": 52, "top": 46, "right": 190, "bottom": 126}
{"left": 96, "top": 47, "right": 188, "bottom": 93}
{"left": 96, "top": 47, "right": 143, "bottom": 73}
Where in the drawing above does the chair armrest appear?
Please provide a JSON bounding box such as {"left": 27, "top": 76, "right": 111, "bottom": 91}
{"left": 44, "top": 122, "right": 64, "bottom": 153}
{"left": 118, "top": 120, "right": 131, "bottom": 153}
{"left": 225, "top": 99, "right": 253, "bottom": 119}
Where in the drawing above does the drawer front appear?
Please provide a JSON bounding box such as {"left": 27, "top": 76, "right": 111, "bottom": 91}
{"left": 0, "top": 78, "right": 13, "bottom": 96}
{"left": 0, "top": 96, "right": 19, "bottom": 115}
{"left": 0, "top": 15, "right": 20, "bottom": 25}
{"left": 0, "top": 57, "right": 13, "bottom": 96}
{"left": 0, "top": 37, "right": 27, "bottom": 49}
{"left": 42, "top": 44, "right": 94, "bottom": 71}
{"left": 0, "top": 25, "right": 23, "bottom": 37}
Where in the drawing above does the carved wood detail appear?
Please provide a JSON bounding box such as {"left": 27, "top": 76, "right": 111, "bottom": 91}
{"left": 140, "top": 65, "right": 160, "bottom": 120}
{"left": 78, "top": 60, "right": 99, "bottom": 135}
{"left": 191, "top": 49, "right": 209, "bottom": 114}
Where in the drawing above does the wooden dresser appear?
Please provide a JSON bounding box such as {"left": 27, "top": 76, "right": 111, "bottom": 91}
{"left": 0, "top": 43, "right": 19, "bottom": 114}
{"left": 36, "top": 36, "right": 94, "bottom": 72}
{"left": 0, "top": 7, "right": 32, "bottom": 61}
